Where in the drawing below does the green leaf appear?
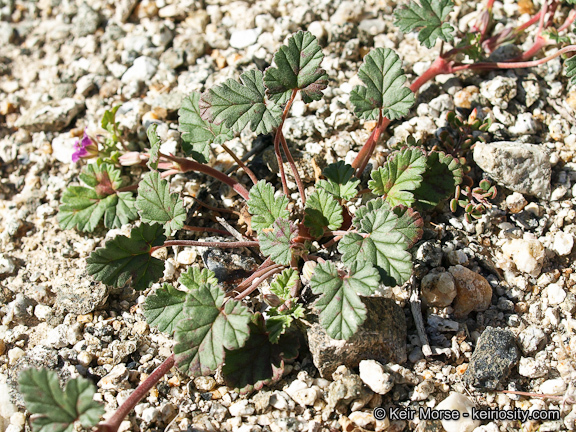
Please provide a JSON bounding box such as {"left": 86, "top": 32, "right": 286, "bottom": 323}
{"left": 310, "top": 261, "right": 380, "bottom": 340}
{"left": 394, "top": 0, "right": 455, "bottom": 49}
{"left": 392, "top": 205, "right": 424, "bottom": 248}
{"left": 179, "top": 92, "right": 233, "bottom": 163}
{"left": 264, "top": 30, "right": 328, "bottom": 104}
{"left": 339, "top": 206, "right": 412, "bottom": 286}
{"left": 101, "top": 105, "right": 121, "bottom": 135}
{"left": 566, "top": 55, "right": 576, "bottom": 86}
{"left": 270, "top": 268, "right": 299, "bottom": 301}
{"left": 368, "top": 147, "right": 427, "bottom": 207}
{"left": 350, "top": 48, "right": 415, "bottom": 121}
{"left": 258, "top": 218, "right": 297, "bottom": 266}
{"left": 223, "top": 313, "right": 299, "bottom": 394}
{"left": 317, "top": 161, "right": 360, "bottom": 200}
{"left": 147, "top": 124, "right": 161, "bottom": 170}
{"left": 413, "top": 151, "right": 462, "bottom": 210}
{"left": 136, "top": 171, "right": 187, "bottom": 236}
{"left": 174, "top": 283, "right": 251, "bottom": 376}
{"left": 248, "top": 180, "right": 290, "bottom": 232}
{"left": 265, "top": 314, "right": 294, "bottom": 344}
{"left": 304, "top": 189, "right": 343, "bottom": 238}
{"left": 200, "top": 70, "right": 282, "bottom": 135}
{"left": 58, "top": 164, "right": 138, "bottom": 232}
{"left": 87, "top": 223, "right": 166, "bottom": 291}
{"left": 19, "top": 368, "right": 104, "bottom": 432}
{"left": 143, "top": 267, "right": 218, "bottom": 335}
{"left": 143, "top": 283, "right": 186, "bottom": 335}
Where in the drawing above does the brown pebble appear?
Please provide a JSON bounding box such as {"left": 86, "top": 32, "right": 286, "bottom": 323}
{"left": 449, "top": 265, "right": 492, "bottom": 319}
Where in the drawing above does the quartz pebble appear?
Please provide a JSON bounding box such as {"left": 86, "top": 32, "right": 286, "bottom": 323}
{"left": 421, "top": 270, "right": 457, "bottom": 307}
{"left": 539, "top": 378, "right": 566, "bottom": 395}
{"left": 518, "top": 325, "right": 546, "bottom": 355}
{"left": 552, "top": 231, "right": 574, "bottom": 256}
{"left": 501, "top": 237, "right": 545, "bottom": 276}
{"left": 506, "top": 192, "right": 528, "bottom": 213}
{"left": 229, "top": 400, "right": 255, "bottom": 417}
{"left": 546, "top": 283, "right": 566, "bottom": 305}
{"left": 449, "top": 265, "right": 492, "bottom": 318}
{"left": 358, "top": 360, "right": 394, "bottom": 395}
{"left": 435, "top": 392, "right": 480, "bottom": 432}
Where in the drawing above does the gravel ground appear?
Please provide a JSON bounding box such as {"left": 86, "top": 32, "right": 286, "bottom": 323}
{"left": 2, "top": 0, "right": 576, "bottom": 431}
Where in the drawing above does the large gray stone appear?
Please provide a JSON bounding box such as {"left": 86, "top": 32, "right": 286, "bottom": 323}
{"left": 307, "top": 297, "right": 407, "bottom": 378}
{"left": 15, "top": 99, "right": 84, "bottom": 133}
{"left": 473, "top": 141, "right": 551, "bottom": 199}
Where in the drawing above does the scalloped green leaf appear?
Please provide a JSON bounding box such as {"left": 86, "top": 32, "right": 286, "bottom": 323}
{"left": 369, "top": 147, "right": 427, "bottom": 207}
{"left": 258, "top": 218, "right": 297, "bottom": 265}
{"left": 394, "top": 0, "right": 455, "bottom": 49}
{"left": 58, "top": 163, "right": 137, "bottom": 232}
{"left": 19, "top": 368, "right": 104, "bottom": 432}
{"left": 339, "top": 206, "right": 412, "bottom": 286}
{"left": 223, "top": 313, "right": 300, "bottom": 394}
{"left": 264, "top": 30, "right": 328, "bottom": 104}
{"left": 200, "top": 70, "right": 282, "bottom": 135}
{"left": 317, "top": 161, "right": 360, "bottom": 200}
{"left": 147, "top": 123, "right": 161, "bottom": 170}
{"left": 566, "top": 55, "right": 576, "bottom": 86}
{"left": 350, "top": 48, "right": 415, "bottom": 121}
{"left": 248, "top": 180, "right": 290, "bottom": 233}
{"left": 270, "top": 268, "right": 299, "bottom": 301}
{"left": 143, "top": 267, "right": 218, "bottom": 335}
{"left": 310, "top": 261, "right": 380, "bottom": 340}
{"left": 179, "top": 92, "right": 233, "bottom": 163}
{"left": 413, "top": 151, "right": 462, "bottom": 210}
{"left": 304, "top": 189, "right": 343, "bottom": 238}
{"left": 86, "top": 223, "right": 166, "bottom": 291}
{"left": 136, "top": 171, "right": 187, "bottom": 236}
{"left": 392, "top": 205, "right": 424, "bottom": 248}
{"left": 174, "top": 283, "right": 251, "bottom": 376}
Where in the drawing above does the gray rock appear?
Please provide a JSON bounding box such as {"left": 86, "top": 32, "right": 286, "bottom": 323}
{"left": 54, "top": 274, "right": 108, "bottom": 315}
{"left": 121, "top": 56, "right": 159, "bottom": 84}
{"left": 160, "top": 48, "right": 185, "bottom": 69}
{"left": 480, "top": 76, "right": 517, "bottom": 109}
{"left": 15, "top": 98, "right": 84, "bottom": 133}
{"left": 201, "top": 249, "right": 258, "bottom": 291}
{"left": 463, "top": 327, "right": 520, "bottom": 390}
{"left": 327, "top": 371, "right": 372, "bottom": 412}
{"left": 473, "top": 141, "right": 551, "bottom": 199}
{"left": 73, "top": 3, "right": 100, "bottom": 37}
{"left": 0, "top": 22, "right": 15, "bottom": 45}
{"left": 307, "top": 297, "right": 407, "bottom": 378}
{"left": 0, "top": 254, "right": 16, "bottom": 276}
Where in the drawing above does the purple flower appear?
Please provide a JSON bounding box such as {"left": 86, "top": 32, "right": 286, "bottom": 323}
{"left": 72, "top": 129, "right": 98, "bottom": 162}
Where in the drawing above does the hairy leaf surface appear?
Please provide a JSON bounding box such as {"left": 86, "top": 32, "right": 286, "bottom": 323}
{"left": 304, "top": 189, "right": 343, "bottom": 238}
{"left": 200, "top": 70, "right": 281, "bottom": 134}
{"left": 350, "top": 48, "right": 415, "bottom": 120}
{"left": 19, "top": 369, "right": 104, "bottom": 432}
{"left": 413, "top": 151, "right": 462, "bottom": 210}
{"left": 270, "top": 268, "right": 299, "bottom": 301}
{"left": 566, "top": 55, "right": 576, "bottom": 86}
{"left": 317, "top": 161, "right": 360, "bottom": 200}
{"left": 258, "top": 218, "right": 297, "bottom": 265}
{"left": 179, "top": 92, "right": 233, "bottom": 163}
{"left": 248, "top": 180, "right": 290, "bottom": 232}
{"left": 147, "top": 124, "right": 161, "bottom": 170}
{"left": 136, "top": 171, "right": 187, "bottom": 235}
{"left": 87, "top": 223, "right": 166, "bottom": 291}
{"left": 264, "top": 31, "right": 328, "bottom": 104}
{"left": 174, "top": 283, "right": 251, "bottom": 376}
{"left": 394, "top": 0, "right": 455, "bottom": 49}
{"left": 369, "top": 147, "right": 427, "bottom": 207}
{"left": 310, "top": 261, "right": 380, "bottom": 340}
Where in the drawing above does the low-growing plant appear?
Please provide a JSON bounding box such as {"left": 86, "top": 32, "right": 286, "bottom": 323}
{"left": 18, "top": 1, "right": 576, "bottom": 430}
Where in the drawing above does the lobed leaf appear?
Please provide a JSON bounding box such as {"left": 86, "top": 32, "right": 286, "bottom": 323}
{"left": 350, "top": 48, "right": 415, "bottom": 121}
{"left": 200, "top": 70, "right": 282, "bottom": 135}
{"left": 339, "top": 206, "right": 412, "bottom": 286}
{"left": 270, "top": 268, "right": 299, "bottom": 301}
{"left": 566, "top": 55, "right": 576, "bottom": 86}
{"left": 179, "top": 92, "right": 233, "bottom": 163}
{"left": 101, "top": 105, "right": 121, "bottom": 135}
{"left": 310, "top": 261, "right": 380, "bottom": 340}
{"left": 413, "top": 151, "right": 462, "bottom": 210}
{"left": 258, "top": 218, "right": 298, "bottom": 266}
{"left": 264, "top": 30, "right": 328, "bottom": 104}
{"left": 304, "top": 189, "right": 343, "bottom": 238}
{"left": 58, "top": 164, "right": 138, "bottom": 232}
{"left": 317, "top": 161, "right": 360, "bottom": 200}
{"left": 222, "top": 313, "right": 299, "bottom": 394}
{"left": 147, "top": 124, "right": 161, "bottom": 170}
{"left": 136, "top": 171, "right": 187, "bottom": 236}
{"left": 86, "top": 223, "right": 166, "bottom": 291}
{"left": 392, "top": 205, "right": 424, "bottom": 248}
{"left": 19, "top": 368, "right": 104, "bottom": 432}
{"left": 247, "top": 180, "right": 290, "bottom": 233}
{"left": 368, "top": 147, "right": 427, "bottom": 207}
{"left": 394, "top": 0, "right": 455, "bottom": 49}
{"left": 174, "top": 283, "right": 251, "bottom": 376}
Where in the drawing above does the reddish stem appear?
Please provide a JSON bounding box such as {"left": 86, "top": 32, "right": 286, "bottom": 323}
{"left": 558, "top": 9, "right": 576, "bottom": 33}
{"left": 235, "top": 257, "right": 274, "bottom": 292}
{"left": 234, "top": 265, "right": 284, "bottom": 300}
{"left": 280, "top": 133, "right": 307, "bottom": 204}
{"left": 97, "top": 354, "right": 175, "bottom": 432}
{"left": 274, "top": 89, "right": 299, "bottom": 196}
{"left": 221, "top": 143, "right": 258, "bottom": 185}
{"left": 116, "top": 184, "right": 139, "bottom": 193}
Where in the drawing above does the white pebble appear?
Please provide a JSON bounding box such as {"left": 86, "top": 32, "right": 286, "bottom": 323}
{"left": 358, "top": 360, "right": 394, "bottom": 395}
{"left": 435, "top": 392, "right": 480, "bottom": 432}
{"left": 552, "top": 231, "right": 574, "bottom": 256}
{"left": 539, "top": 378, "right": 566, "bottom": 395}
{"left": 518, "top": 325, "right": 546, "bottom": 355}
{"left": 546, "top": 283, "right": 566, "bottom": 305}
{"left": 228, "top": 400, "right": 254, "bottom": 417}
{"left": 506, "top": 192, "right": 527, "bottom": 213}
{"left": 141, "top": 407, "right": 159, "bottom": 423}
{"left": 229, "top": 28, "right": 260, "bottom": 49}
{"left": 501, "top": 237, "right": 545, "bottom": 276}
{"left": 177, "top": 248, "right": 197, "bottom": 265}
{"left": 8, "top": 348, "right": 25, "bottom": 365}
{"left": 288, "top": 387, "right": 320, "bottom": 407}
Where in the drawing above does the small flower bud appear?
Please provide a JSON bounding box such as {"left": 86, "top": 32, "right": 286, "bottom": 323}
{"left": 119, "top": 151, "right": 148, "bottom": 166}
{"left": 301, "top": 261, "right": 317, "bottom": 283}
